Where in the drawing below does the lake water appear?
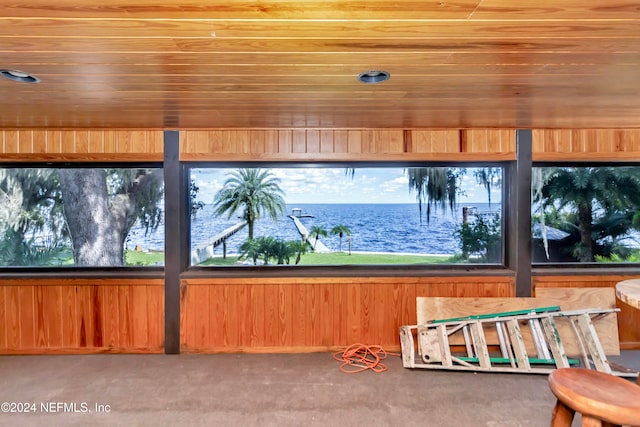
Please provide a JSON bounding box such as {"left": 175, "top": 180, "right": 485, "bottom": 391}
{"left": 127, "top": 203, "right": 500, "bottom": 255}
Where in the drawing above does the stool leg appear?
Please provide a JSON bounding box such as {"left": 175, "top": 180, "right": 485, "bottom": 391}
{"left": 551, "top": 400, "right": 575, "bottom": 427}
{"left": 581, "top": 414, "right": 621, "bottom": 427}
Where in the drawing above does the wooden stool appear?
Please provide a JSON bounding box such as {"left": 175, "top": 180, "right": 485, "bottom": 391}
{"left": 548, "top": 368, "right": 640, "bottom": 426}
{"left": 615, "top": 279, "right": 640, "bottom": 385}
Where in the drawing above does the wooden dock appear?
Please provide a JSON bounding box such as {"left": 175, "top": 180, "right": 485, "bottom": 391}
{"left": 191, "top": 221, "right": 247, "bottom": 265}
{"left": 288, "top": 216, "right": 330, "bottom": 253}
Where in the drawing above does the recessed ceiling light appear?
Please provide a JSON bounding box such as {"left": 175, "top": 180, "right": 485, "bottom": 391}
{"left": 0, "top": 69, "right": 40, "bottom": 83}
{"left": 358, "top": 70, "right": 390, "bottom": 84}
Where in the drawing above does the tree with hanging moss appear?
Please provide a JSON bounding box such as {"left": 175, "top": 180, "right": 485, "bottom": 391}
{"left": 58, "top": 168, "right": 164, "bottom": 265}
{"left": 0, "top": 168, "right": 164, "bottom": 266}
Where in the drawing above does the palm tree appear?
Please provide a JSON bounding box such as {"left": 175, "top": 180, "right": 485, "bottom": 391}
{"left": 288, "top": 240, "right": 310, "bottom": 264}
{"left": 239, "top": 238, "right": 261, "bottom": 265}
{"left": 212, "top": 168, "right": 286, "bottom": 240}
{"left": 330, "top": 224, "right": 352, "bottom": 252}
{"left": 270, "top": 239, "right": 295, "bottom": 264}
{"left": 308, "top": 225, "right": 328, "bottom": 250}
{"left": 541, "top": 167, "right": 640, "bottom": 261}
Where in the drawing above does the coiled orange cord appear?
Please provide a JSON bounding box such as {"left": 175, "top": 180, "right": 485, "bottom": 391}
{"left": 333, "top": 343, "right": 400, "bottom": 373}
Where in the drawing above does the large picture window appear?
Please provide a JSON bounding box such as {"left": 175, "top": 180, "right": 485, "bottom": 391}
{"left": 0, "top": 167, "right": 164, "bottom": 267}
{"left": 188, "top": 166, "right": 503, "bottom": 267}
{"left": 532, "top": 165, "right": 640, "bottom": 264}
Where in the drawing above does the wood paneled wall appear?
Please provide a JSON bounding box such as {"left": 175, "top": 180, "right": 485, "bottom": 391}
{"left": 180, "top": 276, "right": 515, "bottom": 353}
{"left": 534, "top": 275, "right": 640, "bottom": 350}
{"left": 0, "top": 279, "right": 164, "bottom": 354}
{"left": 533, "top": 129, "right": 640, "bottom": 161}
{"left": 180, "top": 129, "right": 516, "bottom": 161}
{"left": 1, "top": 129, "right": 164, "bottom": 161}
{"left": 3, "top": 127, "right": 640, "bottom": 354}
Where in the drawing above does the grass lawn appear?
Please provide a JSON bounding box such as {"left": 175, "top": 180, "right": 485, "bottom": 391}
{"left": 298, "top": 252, "right": 451, "bottom": 265}
{"left": 124, "top": 250, "right": 165, "bottom": 266}
{"left": 198, "top": 251, "right": 451, "bottom": 266}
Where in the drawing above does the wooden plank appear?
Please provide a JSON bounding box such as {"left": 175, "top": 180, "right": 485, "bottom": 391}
{"left": 18, "top": 286, "right": 35, "bottom": 349}
{"left": 320, "top": 130, "right": 334, "bottom": 153}
{"left": 506, "top": 319, "right": 530, "bottom": 369}
{"left": 61, "top": 285, "right": 78, "bottom": 347}
{"left": 536, "top": 287, "right": 620, "bottom": 355}
{"left": 102, "top": 285, "right": 120, "bottom": 348}
{"left": 264, "top": 130, "right": 279, "bottom": 154}
{"left": 250, "top": 130, "right": 265, "bottom": 154}
{"left": 437, "top": 325, "right": 453, "bottom": 367}
{"left": 334, "top": 131, "right": 348, "bottom": 154}
{"left": 47, "top": 130, "right": 63, "bottom": 154}
{"left": 0, "top": 287, "right": 5, "bottom": 349}
{"left": 130, "top": 286, "right": 149, "bottom": 348}
{"left": 3, "top": 130, "right": 18, "bottom": 153}
{"left": 306, "top": 284, "right": 319, "bottom": 346}
{"left": 347, "top": 130, "right": 362, "bottom": 154}
{"left": 249, "top": 283, "right": 265, "bottom": 347}
{"left": 576, "top": 313, "right": 611, "bottom": 373}
{"left": 291, "top": 282, "right": 307, "bottom": 347}
{"left": 88, "top": 130, "right": 104, "bottom": 153}
{"left": 32, "top": 130, "right": 47, "bottom": 154}
{"left": 263, "top": 283, "right": 278, "bottom": 347}
{"left": 273, "top": 130, "right": 289, "bottom": 154}
{"left": 278, "top": 283, "right": 293, "bottom": 346}
{"left": 118, "top": 285, "right": 132, "bottom": 349}
{"left": 236, "top": 284, "right": 249, "bottom": 347}
{"left": 417, "top": 288, "right": 619, "bottom": 355}
{"left": 191, "top": 284, "right": 209, "bottom": 348}
{"left": 541, "top": 317, "right": 570, "bottom": 368}
{"left": 306, "top": 130, "right": 320, "bottom": 154}
{"left": 469, "top": 322, "right": 491, "bottom": 368}
{"left": 209, "top": 283, "right": 225, "bottom": 348}
{"left": 41, "top": 286, "right": 63, "bottom": 348}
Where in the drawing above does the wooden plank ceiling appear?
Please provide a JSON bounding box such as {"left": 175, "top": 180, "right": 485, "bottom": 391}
{"left": 1, "top": 1, "right": 639, "bottom": 129}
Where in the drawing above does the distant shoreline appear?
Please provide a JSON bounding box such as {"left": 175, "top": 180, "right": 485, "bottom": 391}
{"left": 204, "top": 250, "right": 452, "bottom": 258}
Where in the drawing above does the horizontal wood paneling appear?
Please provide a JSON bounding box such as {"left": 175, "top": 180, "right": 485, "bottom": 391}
{"left": 0, "top": 278, "right": 164, "bottom": 354}
{"left": 532, "top": 129, "right": 640, "bottom": 161}
{"left": 534, "top": 275, "right": 640, "bottom": 349}
{"left": 2, "top": 2, "right": 640, "bottom": 128}
{"left": 180, "top": 276, "right": 515, "bottom": 353}
{"left": 1, "top": 130, "right": 164, "bottom": 162}
{"left": 180, "top": 129, "right": 515, "bottom": 161}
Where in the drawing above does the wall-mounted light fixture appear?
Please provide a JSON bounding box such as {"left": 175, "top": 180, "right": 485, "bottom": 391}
{"left": 0, "top": 69, "right": 40, "bottom": 83}
{"left": 358, "top": 70, "right": 390, "bottom": 84}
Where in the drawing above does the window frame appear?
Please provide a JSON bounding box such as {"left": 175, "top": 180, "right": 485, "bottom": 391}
{"left": 184, "top": 160, "right": 510, "bottom": 276}
{"left": 531, "top": 160, "right": 640, "bottom": 270}
{"left": 0, "top": 161, "right": 165, "bottom": 275}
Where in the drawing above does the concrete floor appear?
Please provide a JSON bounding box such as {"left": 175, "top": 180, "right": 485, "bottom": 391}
{"left": 0, "top": 351, "right": 638, "bottom": 427}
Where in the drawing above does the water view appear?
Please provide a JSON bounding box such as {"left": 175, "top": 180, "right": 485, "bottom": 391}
{"left": 128, "top": 203, "right": 500, "bottom": 256}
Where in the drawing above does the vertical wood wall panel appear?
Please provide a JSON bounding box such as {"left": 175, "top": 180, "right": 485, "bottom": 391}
{"left": 534, "top": 275, "right": 640, "bottom": 349}
{"left": 179, "top": 129, "right": 517, "bottom": 161}
{"left": 533, "top": 129, "right": 640, "bottom": 160}
{"left": 1, "top": 129, "right": 164, "bottom": 161}
{"left": 0, "top": 280, "right": 164, "bottom": 354}
{"left": 179, "top": 276, "right": 515, "bottom": 353}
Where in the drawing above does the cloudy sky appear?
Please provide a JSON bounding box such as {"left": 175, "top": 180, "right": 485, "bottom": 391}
{"left": 191, "top": 167, "right": 502, "bottom": 205}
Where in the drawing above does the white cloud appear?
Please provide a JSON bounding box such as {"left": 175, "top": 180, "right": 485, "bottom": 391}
{"left": 190, "top": 167, "right": 501, "bottom": 205}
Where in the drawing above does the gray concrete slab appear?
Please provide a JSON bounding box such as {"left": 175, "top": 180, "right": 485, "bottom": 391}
{"left": 0, "top": 351, "right": 638, "bottom": 427}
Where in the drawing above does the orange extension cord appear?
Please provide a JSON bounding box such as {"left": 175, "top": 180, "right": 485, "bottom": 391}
{"left": 333, "top": 343, "right": 401, "bottom": 374}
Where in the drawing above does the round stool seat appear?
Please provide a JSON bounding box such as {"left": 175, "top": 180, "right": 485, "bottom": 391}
{"left": 548, "top": 368, "right": 640, "bottom": 426}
